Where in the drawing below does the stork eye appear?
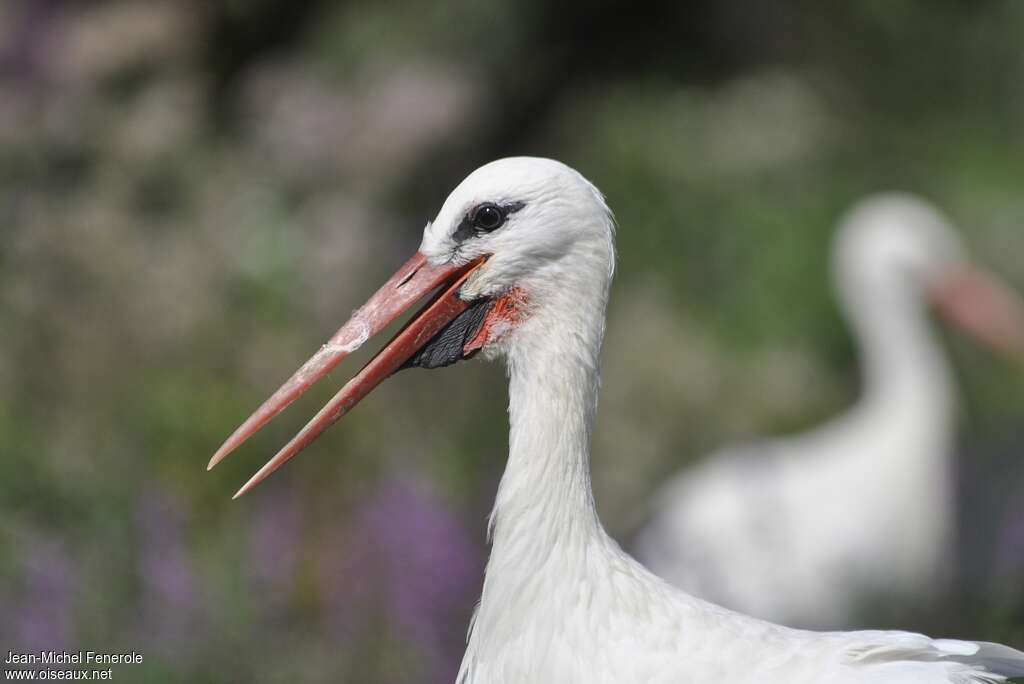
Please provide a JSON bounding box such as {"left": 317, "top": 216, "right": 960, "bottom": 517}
{"left": 473, "top": 204, "right": 506, "bottom": 232}
{"left": 452, "top": 201, "right": 524, "bottom": 243}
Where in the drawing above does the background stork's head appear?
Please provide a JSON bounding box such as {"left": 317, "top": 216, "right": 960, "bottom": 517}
{"left": 834, "top": 193, "right": 966, "bottom": 299}
{"left": 833, "top": 192, "right": 1024, "bottom": 356}
{"left": 210, "top": 158, "right": 617, "bottom": 495}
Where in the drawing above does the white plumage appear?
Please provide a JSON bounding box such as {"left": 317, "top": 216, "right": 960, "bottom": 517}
{"left": 215, "top": 158, "right": 1024, "bottom": 683}
{"left": 416, "top": 162, "right": 1023, "bottom": 682}
{"left": 635, "top": 195, "right": 1024, "bottom": 630}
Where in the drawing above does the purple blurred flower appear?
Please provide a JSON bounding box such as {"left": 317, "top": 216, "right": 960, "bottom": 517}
{"left": 10, "top": 531, "right": 78, "bottom": 652}
{"left": 321, "top": 471, "right": 482, "bottom": 683}
{"left": 0, "top": 0, "right": 50, "bottom": 79}
{"left": 135, "top": 487, "right": 203, "bottom": 659}
{"left": 247, "top": 481, "right": 304, "bottom": 617}
{"left": 994, "top": 497, "right": 1024, "bottom": 583}
{"left": 240, "top": 59, "right": 479, "bottom": 188}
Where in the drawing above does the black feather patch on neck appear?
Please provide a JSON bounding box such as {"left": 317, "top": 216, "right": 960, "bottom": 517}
{"left": 401, "top": 297, "right": 496, "bottom": 370}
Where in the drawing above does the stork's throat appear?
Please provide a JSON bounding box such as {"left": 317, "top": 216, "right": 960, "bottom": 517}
{"left": 401, "top": 288, "right": 529, "bottom": 370}
{"left": 464, "top": 288, "right": 529, "bottom": 355}
{"left": 401, "top": 297, "right": 494, "bottom": 370}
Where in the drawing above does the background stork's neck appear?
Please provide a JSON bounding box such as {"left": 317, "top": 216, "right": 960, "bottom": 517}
{"left": 841, "top": 279, "right": 954, "bottom": 419}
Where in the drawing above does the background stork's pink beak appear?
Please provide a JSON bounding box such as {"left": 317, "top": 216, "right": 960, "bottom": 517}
{"left": 930, "top": 265, "right": 1024, "bottom": 358}
{"left": 208, "top": 251, "right": 485, "bottom": 498}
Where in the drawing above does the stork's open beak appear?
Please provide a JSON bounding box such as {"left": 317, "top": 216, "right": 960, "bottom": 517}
{"left": 930, "top": 265, "right": 1024, "bottom": 358}
{"left": 209, "top": 251, "right": 486, "bottom": 498}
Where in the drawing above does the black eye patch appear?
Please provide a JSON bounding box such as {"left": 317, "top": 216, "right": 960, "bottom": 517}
{"left": 452, "top": 201, "right": 525, "bottom": 243}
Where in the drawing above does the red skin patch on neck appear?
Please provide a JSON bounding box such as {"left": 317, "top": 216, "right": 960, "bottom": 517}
{"left": 464, "top": 288, "right": 529, "bottom": 355}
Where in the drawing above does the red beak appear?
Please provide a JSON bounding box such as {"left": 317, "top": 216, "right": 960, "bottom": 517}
{"left": 209, "top": 251, "right": 486, "bottom": 498}
{"left": 930, "top": 265, "right": 1024, "bottom": 359}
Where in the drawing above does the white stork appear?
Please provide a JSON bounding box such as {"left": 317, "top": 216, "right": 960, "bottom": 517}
{"left": 209, "top": 158, "right": 1024, "bottom": 683}
{"left": 635, "top": 194, "right": 1024, "bottom": 629}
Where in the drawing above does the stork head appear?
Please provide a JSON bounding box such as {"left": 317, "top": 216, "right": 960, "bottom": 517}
{"left": 209, "top": 157, "right": 615, "bottom": 496}
{"left": 834, "top": 192, "right": 1024, "bottom": 356}
{"left": 418, "top": 157, "right": 616, "bottom": 359}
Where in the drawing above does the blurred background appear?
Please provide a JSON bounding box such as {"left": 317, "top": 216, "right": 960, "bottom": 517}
{"left": 1, "top": 0, "right": 1023, "bottom": 681}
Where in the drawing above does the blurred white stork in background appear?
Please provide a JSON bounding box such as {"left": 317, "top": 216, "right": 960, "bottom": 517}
{"left": 210, "top": 161, "right": 1024, "bottom": 683}
{"left": 635, "top": 194, "right": 1024, "bottom": 629}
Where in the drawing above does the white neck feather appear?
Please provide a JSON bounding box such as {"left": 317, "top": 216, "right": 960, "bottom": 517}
{"left": 460, "top": 232, "right": 618, "bottom": 680}
{"left": 840, "top": 277, "right": 955, "bottom": 421}
{"left": 493, "top": 304, "right": 606, "bottom": 557}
